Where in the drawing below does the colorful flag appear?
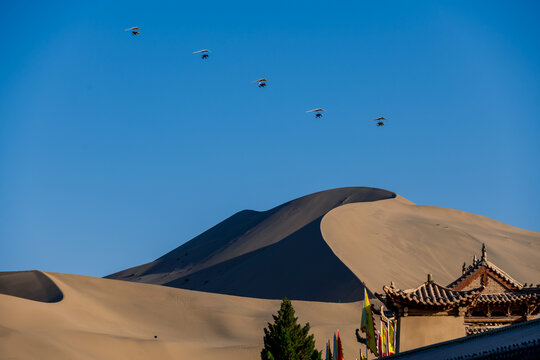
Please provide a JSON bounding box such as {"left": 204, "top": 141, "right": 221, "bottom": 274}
{"left": 325, "top": 340, "right": 330, "bottom": 360}
{"left": 337, "top": 330, "right": 344, "bottom": 360}
{"left": 378, "top": 330, "right": 383, "bottom": 358}
{"left": 333, "top": 332, "right": 337, "bottom": 360}
{"left": 384, "top": 322, "right": 389, "bottom": 356}
{"left": 388, "top": 320, "right": 395, "bottom": 355}
{"left": 360, "top": 288, "right": 378, "bottom": 355}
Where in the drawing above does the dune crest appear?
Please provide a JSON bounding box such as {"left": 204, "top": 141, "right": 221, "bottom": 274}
{"left": 107, "top": 187, "right": 395, "bottom": 302}
{"left": 0, "top": 271, "right": 63, "bottom": 303}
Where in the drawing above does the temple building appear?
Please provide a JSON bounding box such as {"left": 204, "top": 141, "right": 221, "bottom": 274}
{"left": 377, "top": 244, "right": 539, "bottom": 352}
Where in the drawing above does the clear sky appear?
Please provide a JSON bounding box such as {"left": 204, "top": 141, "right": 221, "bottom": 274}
{"left": 1, "top": 1, "right": 539, "bottom": 277}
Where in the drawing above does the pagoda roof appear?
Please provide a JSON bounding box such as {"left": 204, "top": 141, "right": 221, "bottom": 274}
{"left": 383, "top": 275, "right": 483, "bottom": 309}
{"left": 447, "top": 245, "right": 523, "bottom": 291}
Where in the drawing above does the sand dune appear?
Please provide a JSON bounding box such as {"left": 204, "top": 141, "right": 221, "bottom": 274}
{"left": 108, "top": 187, "right": 539, "bottom": 301}
{"left": 0, "top": 272, "right": 364, "bottom": 360}
{"left": 107, "top": 187, "right": 395, "bottom": 301}
{"left": 2, "top": 187, "right": 539, "bottom": 359}
{"left": 321, "top": 195, "right": 540, "bottom": 291}
{"left": 0, "top": 271, "right": 63, "bottom": 303}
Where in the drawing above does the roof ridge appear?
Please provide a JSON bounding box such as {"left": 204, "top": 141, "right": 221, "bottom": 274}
{"left": 447, "top": 245, "right": 523, "bottom": 290}
{"left": 482, "top": 259, "right": 523, "bottom": 289}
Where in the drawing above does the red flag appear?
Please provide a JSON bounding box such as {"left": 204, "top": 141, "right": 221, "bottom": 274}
{"left": 337, "top": 330, "right": 344, "bottom": 360}
{"left": 378, "top": 331, "right": 383, "bottom": 358}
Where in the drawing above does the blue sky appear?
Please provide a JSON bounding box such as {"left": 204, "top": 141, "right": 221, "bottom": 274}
{"left": 1, "top": 1, "right": 539, "bottom": 277}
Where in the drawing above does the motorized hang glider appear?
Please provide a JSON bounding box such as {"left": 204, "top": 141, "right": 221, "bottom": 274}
{"left": 370, "top": 116, "right": 388, "bottom": 127}
{"left": 307, "top": 108, "right": 326, "bottom": 118}
{"left": 125, "top": 27, "right": 139, "bottom": 36}
{"left": 193, "top": 49, "right": 211, "bottom": 59}
{"left": 253, "top": 78, "right": 268, "bottom": 88}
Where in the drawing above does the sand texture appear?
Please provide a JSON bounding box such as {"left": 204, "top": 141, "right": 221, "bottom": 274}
{"left": 0, "top": 272, "right": 364, "bottom": 360}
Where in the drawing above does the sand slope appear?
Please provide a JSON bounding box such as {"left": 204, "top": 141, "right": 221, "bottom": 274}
{"left": 321, "top": 195, "right": 540, "bottom": 291}
{"left": 107, "top": 187, "right": 396, "bottom": 301}
{"left": 0, "top": 272, "right": 364, "bottom": 360}
{"left": 108, "top": 187, "right": 539, "bottom": 301}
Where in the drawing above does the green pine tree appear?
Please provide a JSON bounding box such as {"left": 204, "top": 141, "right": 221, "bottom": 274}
{"left": 261, "top": 298, "right": 322, "bottom": 360}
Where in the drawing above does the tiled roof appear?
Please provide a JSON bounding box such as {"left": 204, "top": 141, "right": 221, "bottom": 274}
{"left": 383, "top": 279, "right": 483, "bottom": 308}
{"left": 476, "top": 291, "right": 539, "bottom": 305}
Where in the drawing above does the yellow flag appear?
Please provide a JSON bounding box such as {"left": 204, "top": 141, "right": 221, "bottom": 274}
{"left": 382, "top": 322, "right": 387, "bottom": 355}
{"left": 388, "top": 320, "right": 395, "bottom": 354}
{"left": 360, "top": 288, "right": 377, "bottom": 355}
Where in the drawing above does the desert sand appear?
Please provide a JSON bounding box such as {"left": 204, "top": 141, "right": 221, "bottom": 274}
{"left": 0, "top": 271, "right": 364, "bottom": 360}
{"left": 1, "top": 187, "right": 539, "bottom": 359}
{"left": 321, "top": 194, "right": 540, "bottom": 291}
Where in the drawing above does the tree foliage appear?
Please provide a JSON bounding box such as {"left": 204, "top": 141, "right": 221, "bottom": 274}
{"left": 261, "top": 298, "right": 322, "bottom": 360}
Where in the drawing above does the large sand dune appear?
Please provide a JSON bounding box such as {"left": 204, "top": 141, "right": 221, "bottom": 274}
{"left": 107, "top": 187, "right": 396, "bottom": 302}
{"left": 0, "top": 272, "right": 364, "bottom": 360}
{"left": 108, "top": 187, "right": 539, "bottom": 301}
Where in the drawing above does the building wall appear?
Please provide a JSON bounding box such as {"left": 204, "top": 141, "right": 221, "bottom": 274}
{"left": 460, "top": 274, "right": 509, "bottom": 293}
{"left": 399, "top": 316, "right": 465, "bottom": 352}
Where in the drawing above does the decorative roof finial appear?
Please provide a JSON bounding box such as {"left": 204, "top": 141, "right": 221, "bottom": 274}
{"left": 481, "top": 243, "right": 487, "bottom": 261}
{"left": 462, "top": 262, "right": 467, "bottom": 274}
{"left": 427, "top": 273, "right": 433, "bottom": 283}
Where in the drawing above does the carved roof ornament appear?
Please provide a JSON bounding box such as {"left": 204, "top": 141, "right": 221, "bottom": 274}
{"left": 448, "top": 244, "right": 523, "bottom": 290}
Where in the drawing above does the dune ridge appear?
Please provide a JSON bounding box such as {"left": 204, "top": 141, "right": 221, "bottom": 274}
{"left": 107, "top": 187, "right": 396, "bottom": 301}
{"left": 107, "top": 187, "right": 539, "bottom": 302}
{"left": 0, "top": 270, "right": 63, "bottom": 303}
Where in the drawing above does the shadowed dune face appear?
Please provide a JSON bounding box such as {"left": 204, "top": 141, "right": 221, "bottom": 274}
{"left": 0, "top": 271, "right": 63, "bottom": 303}
{"left": 164, "top": 218, "right": 366, "bottom": 302}
{"left": 107, "top": 187, "right": 395, "bottom": 301}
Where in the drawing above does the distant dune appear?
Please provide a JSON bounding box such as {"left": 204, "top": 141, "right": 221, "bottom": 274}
{"left": 107, "top": 187, "right": 540, "bottom": 300}
{"left": 0, "top": 271, "right": 63, "bottom": 303}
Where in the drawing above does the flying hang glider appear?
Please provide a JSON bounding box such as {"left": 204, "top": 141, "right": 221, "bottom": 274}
{"left": 307, "top": 108, "right": 325, "bottom": 118}
{"left": 253, "top": 78, "right": 268, "bottom": 88}
{"left": 371, "top": 116, "right": 388, "bottom": 127}
{"left": 125, "top": 27, "right": 140, "bottom": 36}
{"left": 193, "top": 49, "right": 211, "bottom": 59}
